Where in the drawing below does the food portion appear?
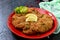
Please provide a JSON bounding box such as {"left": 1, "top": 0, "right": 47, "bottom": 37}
{"left": 12, "top": 6, "right": 53, "bottom": 34}
{"left": 26, "top": 14, "right": 37, "bottom": 21}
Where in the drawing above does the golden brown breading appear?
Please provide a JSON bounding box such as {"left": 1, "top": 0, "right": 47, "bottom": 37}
{"left": 12, "top": 8, "right": 53, "bottom": 34}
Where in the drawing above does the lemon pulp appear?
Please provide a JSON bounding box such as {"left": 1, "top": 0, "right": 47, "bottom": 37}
{"left": 25, "top": 14, "right": 37, "bottom": 21}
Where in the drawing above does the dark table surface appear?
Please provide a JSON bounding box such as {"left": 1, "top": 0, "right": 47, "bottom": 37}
{"left": 0, "top": 0, "right": 60, "bottom": 40}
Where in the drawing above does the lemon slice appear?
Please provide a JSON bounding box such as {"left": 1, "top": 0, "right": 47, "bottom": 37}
{"left": 26, "top": 14, "right": 37, "bottom": 21}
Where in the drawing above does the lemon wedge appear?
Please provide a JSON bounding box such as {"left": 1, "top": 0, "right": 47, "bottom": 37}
{"left": 26, "top": 14, "right": 37, "bottom": 21}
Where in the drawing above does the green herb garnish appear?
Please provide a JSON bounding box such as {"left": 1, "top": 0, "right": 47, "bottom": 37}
{"left": 14, "top": 6, "right": 28, "bottom": 14}
{"left": 15, "top": 7, "right": 20, "bottom": 14}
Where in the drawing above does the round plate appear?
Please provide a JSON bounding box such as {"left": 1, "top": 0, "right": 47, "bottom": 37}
{"left": 7, "top": 8, "right": 58, "bottom": 39}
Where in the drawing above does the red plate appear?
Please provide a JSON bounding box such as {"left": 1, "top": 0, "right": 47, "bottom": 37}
{"left": 7, "top": 8, "right": 58, "bottom": 39}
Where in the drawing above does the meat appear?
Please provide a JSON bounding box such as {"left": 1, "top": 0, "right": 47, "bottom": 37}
{"left": 12, "top": 8, "right": 53, "bottom": 34}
